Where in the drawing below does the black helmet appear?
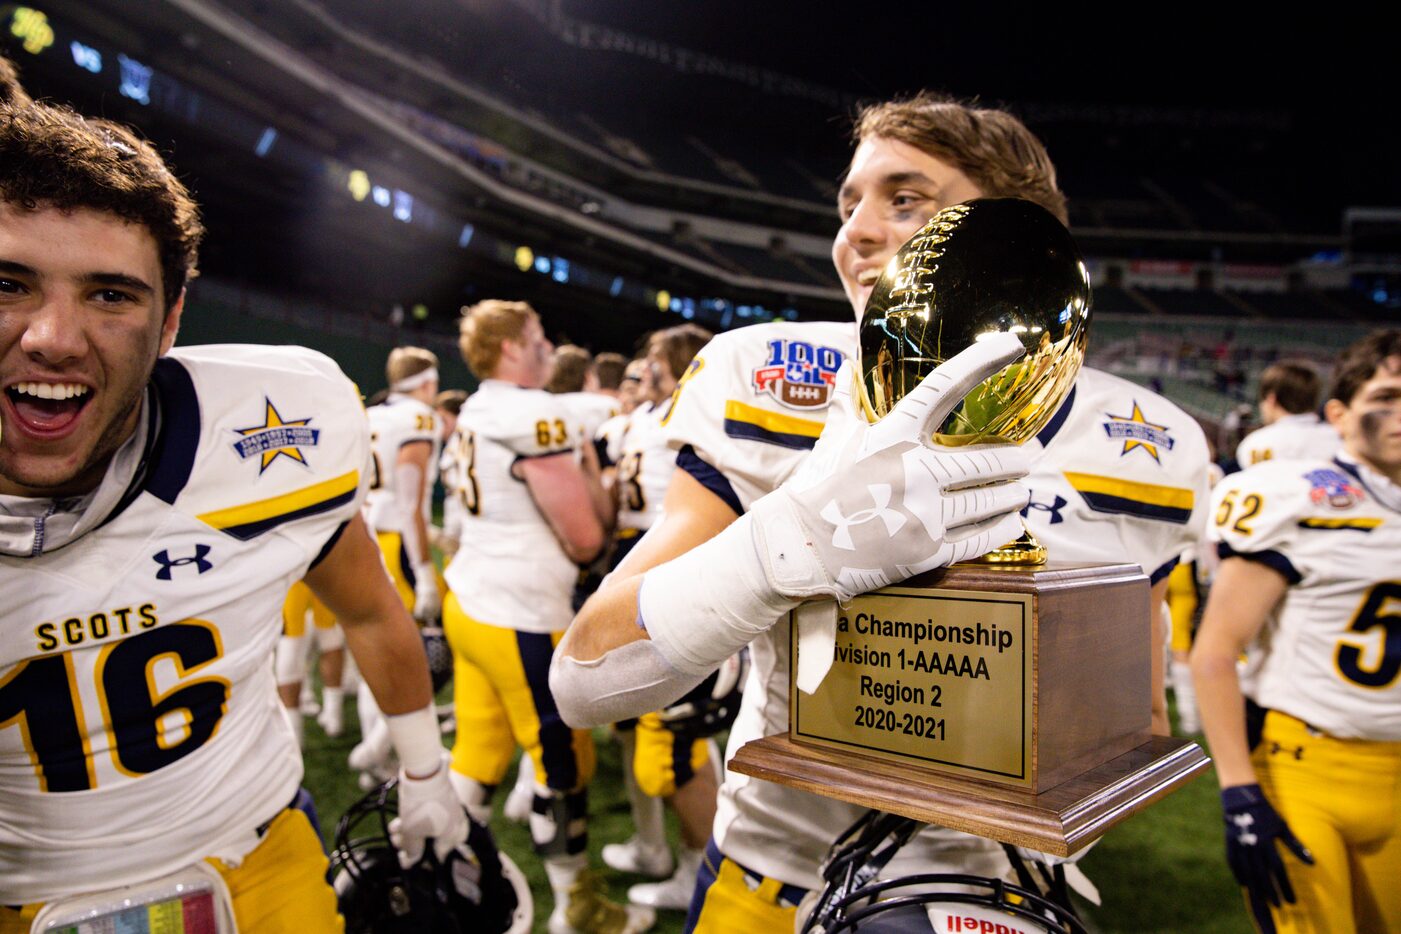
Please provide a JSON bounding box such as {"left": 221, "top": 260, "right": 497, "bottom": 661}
{"left": 330, "top": 780, "right": 531, "bottom": 933}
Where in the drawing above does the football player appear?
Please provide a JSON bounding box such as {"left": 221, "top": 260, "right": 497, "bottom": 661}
{"left": 434, "top": 388, "right": 469, "bottom": 561}
{"left": 1235, "top": 361, "right": 1340, "bottom": 467}
{"left": 350, "top": 346, "right": 444, "bottom": 783}
{"left": 442, "top": 300, "right": 651, "bottom": 934}
{"left": 366, "top": 346, "right": 442, "bottom": 621}
{"left": 1192, "top": 329, "right": 1401, "bottom": 934}
{"left": 600, "top": 325, "right": 726, "bottom": 910}
{"left": 549, "top": 343, "right": 621, "bottom": 449}
{"left": 0, "top": 100, "right": 464, "bottom": 929}
{"left": 276, "top": 578, "right": 348, "bottom": 744}
{"left": 552, "top": 91, "right": 1209, "bottom": 932}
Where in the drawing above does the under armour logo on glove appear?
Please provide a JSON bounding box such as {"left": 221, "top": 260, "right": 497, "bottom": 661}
{"left": 747, "top": 333, "right": 1032, "bottom": 607}
{"left": 1230, "top": 812, "right": 1259, "bottom": 846}
{"left": 152, "top": 545, "right": 213, "bottom": 580}
{"left": 1221, "top": 783, "right": 1314, "bottom": 934}
{"left": 821, "top": 484, "right": 906, "bottom": 550}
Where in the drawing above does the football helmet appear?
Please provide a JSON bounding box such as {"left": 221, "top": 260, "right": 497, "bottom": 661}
{"left": 801, "top": 811, "right": 1087, "bottom": 934}
{"left": 657, "top": 650, "right": 747, "bottom": 737}
{"left": 331, "top": 780, "right": 531, "bottom": 934}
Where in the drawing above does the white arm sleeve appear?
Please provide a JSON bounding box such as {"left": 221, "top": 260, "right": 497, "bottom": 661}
{"left": 393, "top": 460, "right": 428, "bottom": 569}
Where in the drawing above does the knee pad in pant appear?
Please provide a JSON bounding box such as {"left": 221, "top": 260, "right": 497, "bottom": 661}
{"left": 529, "top": 787, "right": 588, "bottom": 857}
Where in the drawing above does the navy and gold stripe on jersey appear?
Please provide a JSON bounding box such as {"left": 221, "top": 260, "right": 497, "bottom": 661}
{"left": 722, "top": 401, "right": 823, "bottom": 451}
{"left": 1064, "top": 471, "right": 1195, "bottom": 524}
{"left": 197, "top": 470, "right": 361, "bottom": 541}
{"left": 1296, "top": 517, "right": 1384, "bottom": 532}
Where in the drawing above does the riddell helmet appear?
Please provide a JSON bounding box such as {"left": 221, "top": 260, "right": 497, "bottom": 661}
{"left": 331, "top": 780, "right": 531, "bottom": 934}
{"left": 801, "top": 811, "right": 1087, "bottom": 934}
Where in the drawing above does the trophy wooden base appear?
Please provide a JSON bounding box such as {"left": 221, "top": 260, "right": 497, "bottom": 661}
{"left": 729, "top": 733, "right": 1209, "bottom": 857}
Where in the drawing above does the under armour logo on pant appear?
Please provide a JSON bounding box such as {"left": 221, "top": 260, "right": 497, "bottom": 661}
{"left": 153, "top": 545, "right": 214, "bottom": 580}
{"left": 1021, "top": 492, "right": 1068, "bottom": 525}
{"left": 820, "top": 484, "right": 906, "bottom": 550}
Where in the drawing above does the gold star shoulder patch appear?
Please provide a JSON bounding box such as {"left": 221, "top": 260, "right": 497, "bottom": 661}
{"left": 1101, "top": 401, "right": 1175, "bottom": 463}
{"left": 232, "top": 398, "right": 320, "bottom": 473}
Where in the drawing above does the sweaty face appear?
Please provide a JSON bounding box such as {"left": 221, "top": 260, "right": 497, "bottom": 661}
{"left": 0, "top": 203, "right": 179, "bottom": 497}
{"left": 832, "top": 136, "right": 985, "bottom": 319}
{"left": 1330, "top": 356, "right": 1401, "bottom": 479}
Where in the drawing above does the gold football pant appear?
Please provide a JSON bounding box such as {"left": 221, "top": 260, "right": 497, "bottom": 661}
{"left": 1166, "top": 560, "right": 1197, "bottom": 653}
{"left": 1252, "top": 711, "right": 1401, "bottom": 934}
{"left": 632, "top": 710, "right": 711, "bottom": 798}
{"left": 442, "top": 592, "right": 595, "bottom": 791}
{"left": 685, "top": 840, "right": 804, "bottom": 934}
{"left": 0, "top": 806, "right": 341, "bottom": 933}
{"left": 282, "top": 580, "right": 337, "bottom": 637}
{"left": 373, "top": 531, "right": 416, "bottom": 611}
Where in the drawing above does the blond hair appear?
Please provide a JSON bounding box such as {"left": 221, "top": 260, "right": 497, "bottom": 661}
{"left": 853, "top": 92, "right": 1068, "bottom": 225}
{"left": 459, "top": 300, "right": 537, "bottom": 379}
{"left": 386, "top": 346, "right": 438, "bottom": 386}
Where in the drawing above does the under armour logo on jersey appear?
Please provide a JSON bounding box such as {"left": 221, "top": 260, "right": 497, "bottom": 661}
{"left": 1021, "top": 492, "right": 1067, "bottom": 524}
{"left": 820, "top": 485, "right": 906, "bottom": 550}
{"left": 153, "top": 545, "right": 214, "bottom": 580}
{"left": 1231, "top": 812, "right": 1258, "bottom": 845}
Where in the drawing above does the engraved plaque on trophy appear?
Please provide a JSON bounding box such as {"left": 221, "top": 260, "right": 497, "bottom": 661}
{"left": 730, "top": 200, "right": 1209, "bottom": 856}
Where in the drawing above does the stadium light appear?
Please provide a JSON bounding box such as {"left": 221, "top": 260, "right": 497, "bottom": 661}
{"left": 347, "top": 170, "right": 371, "bottom": 202}
{"left": 655, "top": 289, "right": 671, "bottom": 312}
{"left": 515, "top": 246, "right": 535, "bottom": 272}
{"left": 69, "top": 40, "right": 101, "bottom": 73}
{"left": 10, "top": 7, "right": 54, "bottom": 55}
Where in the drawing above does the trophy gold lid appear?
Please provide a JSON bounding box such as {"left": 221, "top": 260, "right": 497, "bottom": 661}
{"left": 857, "top": 198, "right": 1092, "bottom": 446}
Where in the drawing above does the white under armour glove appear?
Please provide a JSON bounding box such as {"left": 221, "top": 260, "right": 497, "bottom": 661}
{"left": 390, "top": 751, "right": 470, "bottom": 868}
{"left": 641, "top": 333, "right": 1031, "bottom": 684}
{"left": 751, "top": 332, "right": 1031, "bottom": 604}
{"left": 412, "top": 568, "right": 441, "bottom": 623}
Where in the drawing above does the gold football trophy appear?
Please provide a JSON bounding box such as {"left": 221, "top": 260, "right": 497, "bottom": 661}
{"left": 730, "top": 200, "right": 1208, "bottom": 856}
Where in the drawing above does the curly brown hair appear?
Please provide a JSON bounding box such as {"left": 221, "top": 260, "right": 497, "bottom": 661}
{"left": 0, "top": 100, "right": 203, "bottom": 310}
{"left": 853, "top": 92, "right": 1068, "bottom": 225}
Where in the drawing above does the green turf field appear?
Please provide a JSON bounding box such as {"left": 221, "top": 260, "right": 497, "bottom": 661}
{"left": 300, "top": 696, "right": 1251, "bottom": 933}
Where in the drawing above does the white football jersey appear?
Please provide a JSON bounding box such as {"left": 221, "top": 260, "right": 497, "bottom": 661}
{"left": 439, "top": 436, "right": 466, "bottom": 546}
{"left": 1236, "top": 413, "right": 1341, "bottom": 468}
{"left": 663, "top": 321, "right": 1211, "bottom": 888}
{"left": 1210, "top": 455, "right": 1401, "bottom": 740}
{"left": 442, "top": 380, "right": 581, "bottom": 633}
{"left": 1020, "top": 367, "right": 1211, "bottom": 585}
{"left": 559, "top": 391, "right": 619, "bottom": 452}
{"left": 0, "top": 345, "right": 370, "bottom": 902}
{"left": 615, "top": 402, "right": 676, "bottom": 534}
{"left": 365, "top": 394, "right": 438, "bottom": 534}
{"left": 595, "top": 411, "right": 631, "bottom": 468}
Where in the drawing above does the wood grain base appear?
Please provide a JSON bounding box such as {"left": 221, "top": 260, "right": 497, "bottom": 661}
{"left": 728, "top": 733, "right": 1209, "bottom": 857}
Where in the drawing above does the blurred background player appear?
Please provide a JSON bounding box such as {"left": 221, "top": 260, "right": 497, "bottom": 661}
{"left": 276, "top": 578, "right": 348, "bottom": 745}
{"left": 1193, "top": 329, "right": 1401, "bottom": 934}
{"left": 554, "top": 91, "right": 1210, "bottom": 932}
{"left": 434, "top": 388, "right": 470, "bottom": 562}
{"left": 443, "top": 300, "right": 649, "bottom": 934}
{"left": 350, "top": 346, "right": 443, "bottom": 784}
{"left": 1236, "top": 361, "right": 1342, "bottom": 467}
{"left": 549, "top": 343, "right": 621, "bottom": 448}
{"left": 599, "top": 325, "right": 733, "bottom": 912}
{"left": 592, "top": 352, "right": 629, "bottom": 406}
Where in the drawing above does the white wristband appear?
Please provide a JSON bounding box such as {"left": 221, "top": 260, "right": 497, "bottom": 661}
{"left": 384, "top": 704, "right": 443, "bottom": 777}
{"left": 639, "top": 512, "right": 800, "bottom": 675}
